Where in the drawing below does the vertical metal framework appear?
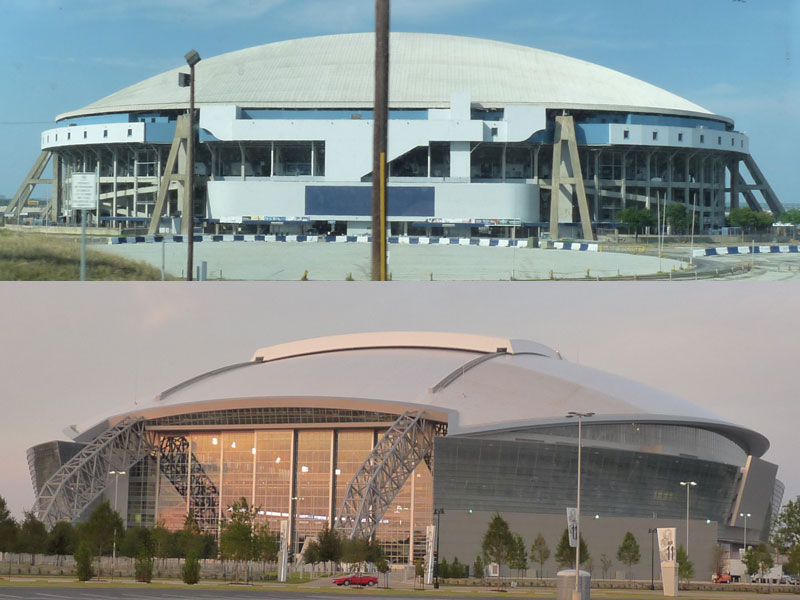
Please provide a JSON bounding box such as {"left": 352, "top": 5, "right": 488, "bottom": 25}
{"left": 334, "top": 411, "right": 441, "bottom": 540}
{"left": 34, "top": 417, "right": 156, "bottom": 528}
{"left": 157, "top": 435, "right": 220, "bottom": 532}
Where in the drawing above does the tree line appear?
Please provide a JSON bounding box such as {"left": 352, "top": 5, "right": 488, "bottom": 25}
{"left": 615, "top": 205, "right": 798, "bottom": 239}
{"left": 470, "top": 513, "right": 695, "bottom": 581}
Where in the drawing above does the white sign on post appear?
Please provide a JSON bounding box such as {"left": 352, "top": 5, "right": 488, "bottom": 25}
{"left": 657, "top": 527, "right": 678, "bottom": 597}
{"left": 278, "top": 519, "right": 289, "bottom": 583}
{"left": 71, "top": 173, "right": 98, "bottom": 210}
{"left": 566, "top": 507, "right": 578, "bottom": 548}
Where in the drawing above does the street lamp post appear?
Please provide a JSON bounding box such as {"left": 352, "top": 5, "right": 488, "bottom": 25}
{"left": 109, "top": 470, "right": 126, "bottom": 573}
{"left": 679, "top": 481, "right": 697, "bottom": 557}
{"left": 180, "top": 49, "right": 201, "bottom": 281}
{"left": 433, "top": 508, "right": 444, "bottom": 589}
{"left": 566, "top": 411, "right": 594, "bottom": 600}
{"left": 740, "top": 512, "right": 751, "bottom": 553}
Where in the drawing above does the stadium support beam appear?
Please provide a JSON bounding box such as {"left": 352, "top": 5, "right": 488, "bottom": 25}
{"left": 6, "top": 151, "right": 53, "bottom": 220}
{"left": 34, "top": 417, "right": 156, "bottom": 528}
{"left": 741, "top": 154, "right": 784, "bottom": 215}
{"left": 335, "top": 411, "right": 437, "bottom": 540}
{"left": 549, "top": 115, "right": 594, "bottom": 241}
{"left": 734, "top": 172, "right": 762, "bottom": 212}
{"left": 147, "top": 114, "right": 190, "bottom": 235}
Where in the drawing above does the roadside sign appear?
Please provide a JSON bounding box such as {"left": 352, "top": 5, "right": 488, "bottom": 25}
{"left": 567, "top": 507, "right": 578, "bottom": 547}
{"left": 71, "top": 173, "right": 97, "bottom": 210}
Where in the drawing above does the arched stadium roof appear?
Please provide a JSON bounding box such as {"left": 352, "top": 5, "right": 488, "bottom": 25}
{"left": 57, "top": 33, "right": 721, "bottom": 121}
{"left": 78, "top": 332, "right": 768, "bottom": 457}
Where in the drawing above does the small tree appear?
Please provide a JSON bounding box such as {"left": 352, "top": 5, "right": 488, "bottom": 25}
{"left": 18, "top": 511, "right": 48, "bottom": 563}
{"left": 253, "top": 524, "right": 279, "bottom": 564}
{"left": 710, "top": 544, "right": 725, "bottom": 577}
{"left": 481, "top": 513, "right": 515, "bottom": 572}
{"left": 47, "top": 520, "right": 76, "bottom": 566}
{"left": 555, "top": 528, "right": 589, "bottom": 569}
{"left": 150, "top": 522, "right": 173, "bottom": 565}
{"left": 451, "top": 556, "right": 465, "bottom": 578}
{"left": 219, "top": 497, "right": 258, "bottom": 583}
{"left": 616, "top": 531, "right": 641, "bottom": 579}
{"left": 753, "top": 543, "right": 774, "bottom": 580}
{"left": 182, "top": 550, "right": 201, "bottom": 584}
{"left": 530, "top": 533, "right": 550, "bottom": 578}
{"left": 784, "top": 545, "right": 800, "bottom": 577}
{"left": 743, "top": 548, "right": 760, "bottom": 578}
{"left": 509, "top": 533, "right": 528, "bottom": 576}
{"left": 74, "top": 540, "right": 94, "bottom": 581}
{"left": 376, "top": 555, "right": 390, "bottom": 587}
{"left": 473, "top": 554, "right": 485, "bottom": 579}
{"left": 414, "top": 558, "right": 425, "bottom": 579}
{"left": 600, "top": 554, "right": 612, "bottom": 580}
{"left": 76, "top": 500, "right": 124, "bottom": 563}
{"left": 676, "top": 545, "right": 694, "bottom": 582}
{"left": 341, "top": 537, "right": 370, "bottom": 570}
{"left": 317, "top": 526, "right": 342, "bottom": 569}
{"left": 618, "top": 206, "right": 656, "bottom": 240}
{"left": 135, "top": 548, "right": 154, "bottom": 583}
{"left": 665, "top": 203, "right": 688, "bottom": 234}
{"left": 439, "top": 557, "right": 450, "bottom": 579}
{"left": 772, "top": 497, "right": 800, "bottom": 553}
{"left": 303, "top": 539, "right": 321, "bottom": 575}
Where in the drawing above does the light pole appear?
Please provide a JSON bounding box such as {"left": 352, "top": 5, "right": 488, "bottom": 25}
{"left": 651, "top": 177, "right": 663, "bottom": 271}
{"left": 740, "top": 512, "right": 751, "bottom": 553}
{"left": 180, "top": 49, "right": 201, "bottom": 281}
{"left": 433, "top": 508, "right": 444, "bottom": 589}
{"left": 680, "top": 481, "right": 697, "bottom": 557}
{"left": 649, "top": 526, "right": 657, "bottom": 590}
{"left": 567, "top": 411, "right": 594, "bottom": 600}
{"left": 109, "top": 470, "right": 126, "bottom": 573}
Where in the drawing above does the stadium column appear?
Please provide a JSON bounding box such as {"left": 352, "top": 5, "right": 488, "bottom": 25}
{"left": 729, "top": 158, "right": 739, "bottom": 210}
{"left": 371, "top": 0, "right": 389, "bottom": 280}
{"left": 52, "top": 152, "right": 62, "bottom": 221}
{"left": 549, "top": 115, "right": 594, "bottom": 241}
{"left": 593, "top": 151, "right": 601, "bottom": 220}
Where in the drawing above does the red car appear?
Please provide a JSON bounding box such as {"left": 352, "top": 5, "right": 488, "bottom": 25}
{"left": 333, "top": 573, "right": 378, "bottom": 587}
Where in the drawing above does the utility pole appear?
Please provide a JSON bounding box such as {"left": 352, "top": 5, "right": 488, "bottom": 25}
{"left": 371, "top": 0, "right": 389, "bottom": 280}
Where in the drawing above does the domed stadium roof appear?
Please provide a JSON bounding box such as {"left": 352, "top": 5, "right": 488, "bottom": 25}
{"left": 58, "top": 33, "right": 719, "bottom": 121}
{"left": 81, "top": 332, "right": 767, "bottom": 456}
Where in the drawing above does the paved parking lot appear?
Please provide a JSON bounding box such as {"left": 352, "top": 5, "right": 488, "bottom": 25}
{"left": 97, "top": 242, "right": 687, "bottom": 281}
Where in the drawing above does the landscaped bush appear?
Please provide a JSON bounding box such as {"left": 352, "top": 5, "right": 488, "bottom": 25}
{"left": 74, "top": 541, "right": 93, "bottom": 581}
{"left": 182, "top": 551, "right": 201, "bottom": 584}
{"left": 135, "top": 549, "right": 154, "bottom": 583}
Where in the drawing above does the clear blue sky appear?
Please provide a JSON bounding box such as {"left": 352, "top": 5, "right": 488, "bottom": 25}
{"left": 0, "top": 0, "right": 797, "bottom": 205}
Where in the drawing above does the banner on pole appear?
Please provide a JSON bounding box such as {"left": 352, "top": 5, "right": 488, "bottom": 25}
{"left": 425, "top": 524, "right": 436, "bottom": 584}
{"left": 567, "top": 507, "right": 578, "bottom": 548}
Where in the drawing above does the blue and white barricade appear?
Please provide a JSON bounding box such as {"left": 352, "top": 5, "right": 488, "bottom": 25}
{"left": 693, "top": 245, "right": 799, "bottom": 257}
{"left": 110, "top": 234, "right": 529, "bottom": 247}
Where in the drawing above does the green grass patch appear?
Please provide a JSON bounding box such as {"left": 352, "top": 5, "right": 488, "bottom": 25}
{"left": 0, "top": 229, "right": 173, "bottom": 280}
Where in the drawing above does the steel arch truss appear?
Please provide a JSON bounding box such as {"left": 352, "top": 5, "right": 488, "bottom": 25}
{"left": 335, "top": 411, "right": 441, "bottom": 540}
{"left": 35, "top": 417, "right": 156, "bottom": 528}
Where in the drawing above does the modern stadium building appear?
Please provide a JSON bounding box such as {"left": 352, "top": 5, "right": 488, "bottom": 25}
{"left": 7, "top": 33, "right": 783, "bottom": 241}
{"left": 28, "top": 332, "right": 782, "bottom": 579}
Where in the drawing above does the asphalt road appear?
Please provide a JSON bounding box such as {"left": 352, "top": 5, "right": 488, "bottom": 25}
{"left": 0, "top": 588, "right": 543, "bottom": 600}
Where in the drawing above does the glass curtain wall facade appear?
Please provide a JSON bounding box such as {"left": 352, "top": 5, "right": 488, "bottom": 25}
{"left": 128, "top": 422, "right": 433, "bottom": 565}
{"left": 433, "top": 430, "right": 743, "bottom": 522}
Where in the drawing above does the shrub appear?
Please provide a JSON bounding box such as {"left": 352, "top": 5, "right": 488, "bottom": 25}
{"left": 135, "top": 549, "right": 154, "bottom": 583}
{"left": 74, "top": 541, "right": 93, "bottom": 581}
{"left": 182, "top": 551, "right": 201, "bottom": 584}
